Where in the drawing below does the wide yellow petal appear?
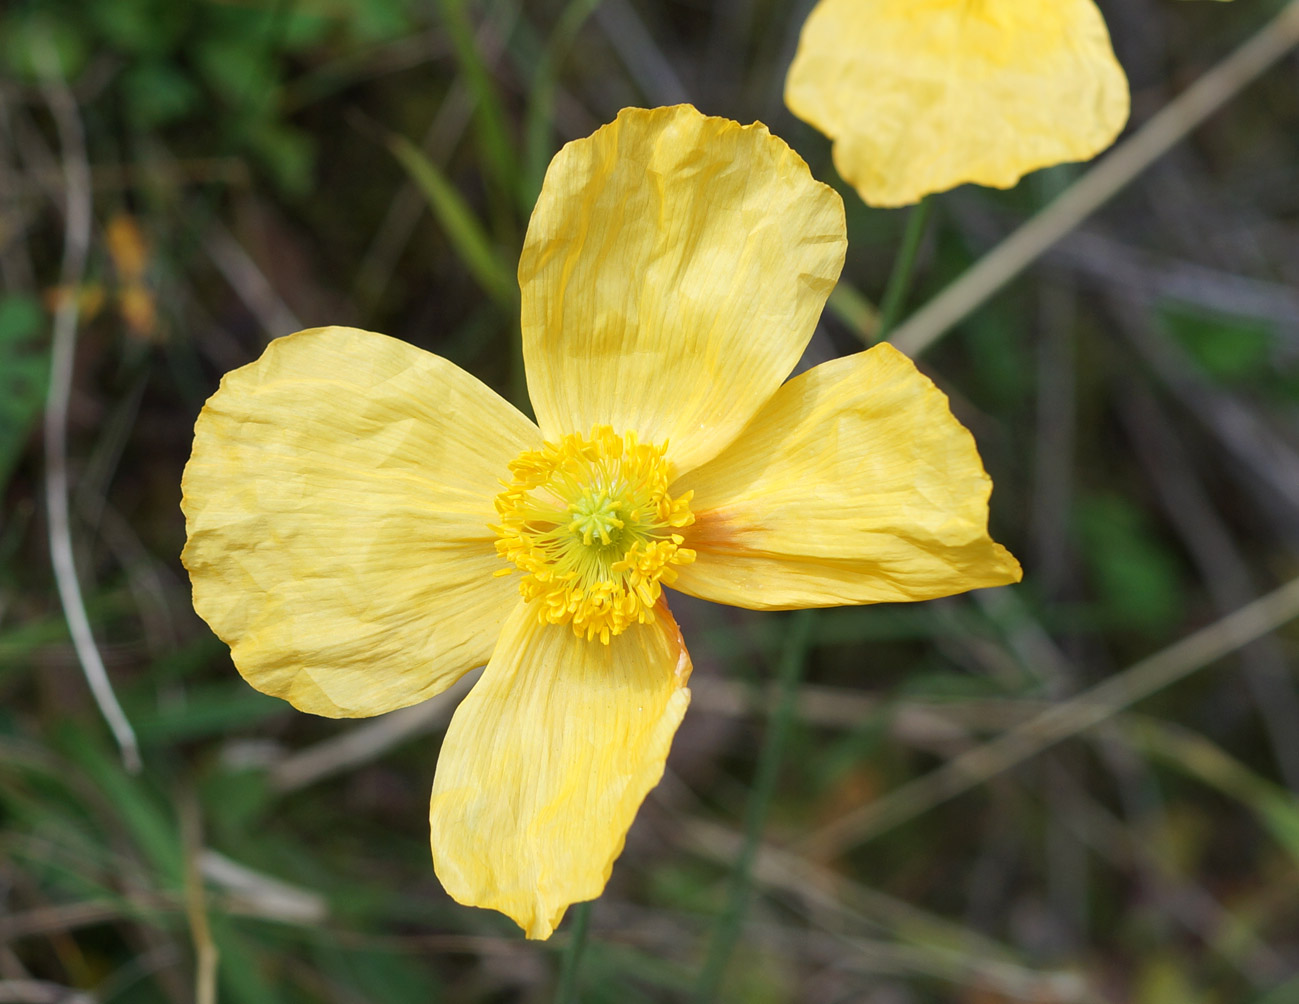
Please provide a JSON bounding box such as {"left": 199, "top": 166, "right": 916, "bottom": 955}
{"left": 671, "top": 344, "right": 1021, "bottom": 608}
{"left": 428, "top": 599, "right": 691, "bottom": 939}
{"left": 181, "top": 326, "right": 541, "bottom": 718}
{"left": 519, "top": 104, "right": 846, "bottom": 475}
{"left": 785, "top": 0, "right": 1130, "bottom": 207}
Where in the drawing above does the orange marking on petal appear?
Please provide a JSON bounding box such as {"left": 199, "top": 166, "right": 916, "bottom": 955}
{"left": 683, "top": 509, "right": 755, "bottom": 555}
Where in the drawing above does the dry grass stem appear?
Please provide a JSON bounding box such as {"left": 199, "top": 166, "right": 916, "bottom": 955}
{"left": 801, "top": 573, "right": 1299, "bottom": 858}
{"left": 205, "top": 220, "right": 303, "bottom": 339}
{"left": 681, "top": 818, "right": 1097, "bottom": 1003}
{"left": 268, "top": 672, "right": 478, "bottom": 793}
{"left": 179, "top": 796, "right": 218, "bottom": 1004}
{"left": 890, "top": 0, "right": 1299, "bottom": 357}
{"left": 200, "top": 851, "right": 328, "bottom": 924}
{"left": 0, "top": 980, "right": 95, "bottom": 1004}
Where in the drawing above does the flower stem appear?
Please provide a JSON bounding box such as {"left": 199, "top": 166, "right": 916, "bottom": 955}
{"left": 692, "top": 609, "right": 816, "bottom": 1001}
{"left": 876, "top": 196, "right": 934, "bottom": 340}
{"left": 554, "top": 900, "right": 593, "bottom": 1004}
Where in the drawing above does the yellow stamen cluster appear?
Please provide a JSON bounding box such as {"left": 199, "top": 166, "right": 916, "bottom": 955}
{"left": 494, "top": 426, "right": 695, "bottom": 643}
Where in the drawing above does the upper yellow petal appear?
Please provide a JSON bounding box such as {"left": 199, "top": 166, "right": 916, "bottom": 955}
{"left": 672, "top": 343, "right": 1021, "bottom": 608}
{"left": 428, "top": 598, "right": 691, "bottom": 939}
{"left": 519, "top": 104, "right": 846, "bottom": 475}
{"left": 785, "top": 0, "right": 1130, "bottom": 207}
{"left": 181, "top": 326, "right": 542, "bottom": 718}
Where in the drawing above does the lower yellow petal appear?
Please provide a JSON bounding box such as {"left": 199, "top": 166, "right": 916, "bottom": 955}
{"left": 672, "top": 344, "right": 1021, "bottom": 608}
{"left": 429, "top": 599, "right": 691, "bottom": 939}
{"left": 785, "top": 0, "right": 1129, "bottom": 207}
{"left": 181, "top": 326, "right": 541, "bottom": 718}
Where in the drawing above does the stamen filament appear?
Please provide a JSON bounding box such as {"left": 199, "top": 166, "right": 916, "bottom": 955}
{"left": 494, "top": 426, "right": 695, "bottom": 643}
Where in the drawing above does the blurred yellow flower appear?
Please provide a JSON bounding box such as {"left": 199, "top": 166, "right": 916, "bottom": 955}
{"left": 181, "top": 105, "right": 1021, "bottom": 940}
{"left": 44, "top": 213, "right": 160, "bottom": 340}
{"left": 785, "top": 0, "right": 1131, "bottom": 207}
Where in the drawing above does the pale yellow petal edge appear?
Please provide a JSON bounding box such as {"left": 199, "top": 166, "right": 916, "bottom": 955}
{"left": 182, "top": 326, "right": 540, "bottom": 718}
{"left": 784, "top": 0, "right": 1131, "bottom": 206}
{"left": 429, "top": 600, "right": 692, "bottom": 939}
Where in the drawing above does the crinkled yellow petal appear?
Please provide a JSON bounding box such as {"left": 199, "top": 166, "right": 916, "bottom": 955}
{"left": 785, "top": 0, "right": 1130, "bottom": 207}
{"left": 520, "top": 104, "right": 846, "bottom": 475}
{"left": 181, "top": 326, "right": 541, "bottom": 718}
{"left": 428, "top": 599, "right": 691, "bottom": 939}
{"left": 671, "top": 344, "right": 1021, "bottom": 608}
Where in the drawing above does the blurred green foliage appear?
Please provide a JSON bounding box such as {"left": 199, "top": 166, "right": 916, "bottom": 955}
{"left": 1077, "top": 493, "right": 1186, "bottom": 633}
{"left": 1, "top": 0, "right": 422, "bottom": 193}
{"left": 0, "top": 294, "right": 49, "bottom": 487}
{"left": 2, "top": 0, "right": 1299, "bottom": 1001}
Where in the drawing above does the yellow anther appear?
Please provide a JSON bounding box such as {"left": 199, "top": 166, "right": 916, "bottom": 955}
{"left": 493, "top": 426, "right": 695, "bottom": 643}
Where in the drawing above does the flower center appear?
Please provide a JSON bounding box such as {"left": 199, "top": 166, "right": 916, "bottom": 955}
{"left": 493, "top": 426, "right": 695, "bottom": 643}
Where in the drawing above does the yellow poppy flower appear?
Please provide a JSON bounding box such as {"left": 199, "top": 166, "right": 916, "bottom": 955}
{"left": 785, "top": 0, "right": 1131, "bottom": 207}
{"left": 181, "top": 104, "right": 1021, "bottom": 940}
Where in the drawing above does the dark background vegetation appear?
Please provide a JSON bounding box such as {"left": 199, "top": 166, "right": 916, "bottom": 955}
{"left": 2, "top": 0, "right": 1299, "bottom": 1001}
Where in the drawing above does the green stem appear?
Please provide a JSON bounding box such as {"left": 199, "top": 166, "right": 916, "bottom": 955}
{"left": 554, "top": 900, "right": 593, "bottom": 1004}
{"left": 876, "top": 196, "right": 935, "bottom": 340}
{"left": 524, "top": 0, "right": 605, "bottom": 203}
{"left": 436, "top": 0, "right": 519, "bottom": 203}
{"left": 692, "top": 610, "right": 816, "bottom": 1002}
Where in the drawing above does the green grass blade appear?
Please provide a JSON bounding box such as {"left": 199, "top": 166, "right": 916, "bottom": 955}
{"left": 388, "top": 132, "right": 516, "bottom": 309}
{"left": 877, "top": 196, "right": 934, "bottom": 340}
{"left": 1127, "top": 716, "right": 1299, "bottom": 867}
{"left": 693, "top": 610, "right": 815, "bottom": 1001}
{"left": 554, "top": 899, "right": 593, "bottom": 1004}
{"left": 827, "top": 281, "right": 880, "bottom": 346}
{"left": 436, "top": 0, "right": 521, "bottom": 212}
{"left": 523, "top": 0, "right": 604, "bottom": 203}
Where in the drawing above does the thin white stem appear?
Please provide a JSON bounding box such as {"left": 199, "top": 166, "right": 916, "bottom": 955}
{"left": 37, "top": 41, "right": 141, "bottom": 773}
